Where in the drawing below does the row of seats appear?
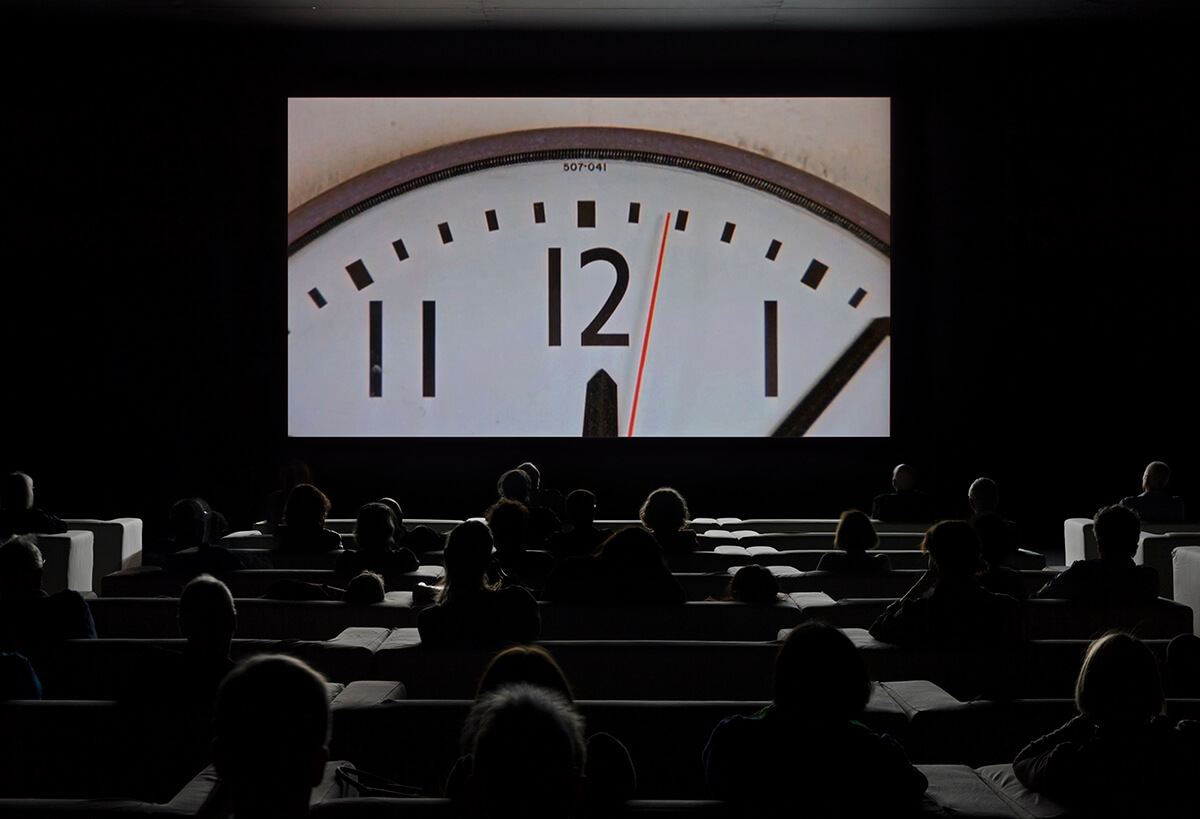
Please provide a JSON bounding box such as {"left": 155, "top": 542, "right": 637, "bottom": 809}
{"left": 27, "top": 626, "right": 1179, "bottom": 701}
{"left": 83, "top": 591, "right": 1193, "bottom": 642}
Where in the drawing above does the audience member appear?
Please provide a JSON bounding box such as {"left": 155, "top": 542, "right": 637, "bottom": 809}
{"left": 0, "top": 472, "right": 67, "bottom": 539}
{"left": 417, "top": 521, "right": 540, "bottom": 645}
{"left": 486, "top": 498, "right": 556, "bottom": 590}
{"left": 154, "top": 497, "right": 247, "bottom": 573}
{"left": 871, "top": 463, "right": 937, "bottom": 522}
{"left": 497, "top": 467, "right": 561, "bottom": 544}
{"left": 274, "top": 483, "right": 342, "bottom": 554}
{"left": 1034, "top": 505, "right": 1159, "bottom": 602}
{"left": 1119, "top": 460, "right": 1186, "bottom": 522}
{"left": 726, "top": 564, "right": 783, "bottom": 604}
{"left": 0, "top": 651, "right": 41, "bottom": 700}
{"left": 459, "top": 683, "right": 587, "bottom": 819}
{"left": 377, "top": 496, "right": 444, "bottom": 553}
{"left": 869, "top": 520, "right": 1022, "bottom": 647}
{"left": 446, "top": 646, "right": 636, "bottom": 810}
{"left": 542, "top": 527, "right": 686, "bottom": 606}
{"left": 334, "top": 501, "right": 418, "bottom": 586}
{"left": 343, "top": 570, "right": 386, "bottom": 605}
{"left": 703, "top": 622, "right": 927, "bottom": 811}
{"left": 543, "top": 489, "right": 613, "bottom": 560}
{"left": 518, "top": 461, "right": 567, "bottom": 521}
{"left": 639, "top": 487, "right": 700, "bottom": 554}
{"left": 260, "top": 459, "right": 313, "bottom": 534}
{"left": 1013, "top": 632, "right": 1199, "bottom": 817}
{"left": 206, "top": 654, "right": 331, "bottom": 819}
{"left": 0, "top": 535, "right": 96, "bottom": 669}
{"left": 973, "top": 513, "right": 1027, "bottom": 600}
{"left": 817, "top": 509, "right": 892, "bottom": 573}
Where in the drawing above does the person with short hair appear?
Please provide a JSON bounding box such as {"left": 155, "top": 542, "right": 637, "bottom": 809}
{"left": 817, "top": 509, "right": 892, "bottom": 573}
{"left": 1119, "top": 461, "right": 1185, "bottom": 522}
{"left": 1033, "top": 505, "right": 1160, "bottom": 602}
{"left": 1013, "top": 632, "right": 1200, "bottom": 817}
{"left": 0, "top": 535, "right": 95, "bottom": 671}
{"left": 460, "top": 682, "right": 587, "bottom": 819}
{"left": 0, "top": 472, "right": 67, "bottom": 539}
{"left": 334, "top": 501, "right": 418, "bottom": 586}
{"left": 869, "top": 520, "right": 1022, "bottom": 647}
{"left": 703, "top": 622, "right": 927, "bottom": 811}
{"left": 543, "top": 489, "right": 613, "bottom": 560}
{"left": 726, "top": 564, "right": 782, "bottom": 604}
{"left": 870, "top": 463, "right": 937, "bottom": 522}
{"left": 207, "top": 654, "right": 331, "bottom": 819}
{"left": 542, "top": 527, "right": 686, "bottom": 606}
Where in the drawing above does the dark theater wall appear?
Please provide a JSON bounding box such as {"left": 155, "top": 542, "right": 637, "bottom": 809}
{"left": 5, "top": 13, "right": 1197, "bottom": 552}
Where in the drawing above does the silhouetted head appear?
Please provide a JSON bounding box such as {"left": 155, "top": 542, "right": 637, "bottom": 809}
{"left": 486, "top": 499, "right": 530, "bottom": 555}
{"left": 344, "top": 571, "right": 386, "bottom": 605}
{"left": 1094, "top": 504, "right": 1141, "bottom": 560}
{"left": 463, "top": 683, "right": 586, "bottom": 819}
{"left": 377, "top": 497, "right": 404, "bottom": 527}
{"left": 178, "top": 574, "right": 236, "bottom": 651}
{"left": 277, "top": 459, "right": 313, "bottom": 491}
{"left": 213, "top": 655, "right": 329, "bottom": 815}
{"left": 565, "top": 489, "right": 597, "bottom": 528}
{"left": 729, "top": 564, "right": 780, "bottom": 605}
{"left": 773, "top": 622, "right": 872, "bottom": 721}
{"left": 1075, "top": 632, "right": 1163, "bottom": 728}
{"left": 168, "top": 498, "right": 212, "bottom": 547}
{"left": 517, "top": 462, "right": 541, "bottom": 491}
{"left": 968, "top": 477, "right": 999, "bottom": 515}
{"left": 0, "top": 472, "right": 34, "bottom": 511}
{"left": 354, "top": 502, "right": 397, "bottom": 553}
{"left": 892, "top": 464, "right": 917, "bottom": 492}
{"left": 0, "top": 535, "right": 44, "bottom": 597}
{"left": 639, "top": 487, "right": 689, "bottom": 533}
{"left": 497, "top": 469, "right": 532, "bottom": 503}
{"left": 440, "top": 520, "right": 496, "bottom": 603}
{"left": 596, "top": 527, "right": 666, "bottom": 569}
{"left": 921, "top": 520, "right": 985, "bottom": 578}
{"left": 834, "top": 509, "right": 878, "bottom": 554}
{"left": 284, "top": 484, "right": 331, "bottom": 531}
{"left": 476, "top": 645, "right": 574, "bottom": 702}
{"left": 1143, "top": 461, "right": 1171, "bottom": 492}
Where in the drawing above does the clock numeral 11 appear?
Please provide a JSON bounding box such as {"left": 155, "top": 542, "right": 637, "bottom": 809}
{"left": 548, "top": 247, "right": 631, "bottom": 347}
{"left": 367, "top": 300, "right": 436, "bottom": 399}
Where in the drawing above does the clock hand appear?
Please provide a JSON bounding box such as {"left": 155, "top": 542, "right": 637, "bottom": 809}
{"left": 771, "top": 316, "right": 891, "bottom": 437}
{"left": 582, "top": 369, "right": 619, "bottom": 437}
{"left": 627, "top": 212, "right": 671, "bottom": 437}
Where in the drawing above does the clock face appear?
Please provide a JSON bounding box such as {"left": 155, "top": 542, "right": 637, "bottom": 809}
{"left": 287, "top": 127, "right": 890, "bottom": 437}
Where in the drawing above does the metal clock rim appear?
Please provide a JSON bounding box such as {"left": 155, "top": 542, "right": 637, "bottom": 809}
{"left": 287, "top": 126, "right": 891, "bottom": 258}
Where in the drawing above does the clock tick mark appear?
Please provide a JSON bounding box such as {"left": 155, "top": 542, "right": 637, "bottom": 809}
{"left": 578, "top": 201, "right": 596, "bottom": 228}
{"left": 346, "top": 260, "right": 374, "bottom": 291}
{"left": 369, "top": 301, "right": 382, "bottom": 398}
{"left": 766, "top": 240, "right": 782, "bottom": 261}
{"left": 628, "top": 202, "right": 641, "bottom": 224}
{"left": 392, "top": 239, "right": 409, "bottom": 262}
{"left": 533, "top": 202, "right": 546, "bottom": 224}
{"left": 721, "top": 222, "right": 736, "bottom": 243}
{"left": 438, "top": 223, "right": 454, "bottom": 244}
{"left": 308, "top": 288, "right": 327, "bottom": 309}
{"left": 801, "top": 259, "right": 829, "bottom": 290}
{"left": 850, "top": 288, "right": 867, "bottom": 308}
{"left": 674, "top": 211, "right": 689, "bottom": 231}
{"left": 485, "top": 209, "right": 499, "bottom": 232}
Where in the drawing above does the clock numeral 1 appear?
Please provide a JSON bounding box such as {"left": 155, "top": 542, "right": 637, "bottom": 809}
{"left": 369, "top": 301, "right": 383, "bottom": 398}
{"left": 765, "top": 301, "right": 778, "bottom": 398}
{"left": 423, "top": 301, "right": 436, "bottom": 398}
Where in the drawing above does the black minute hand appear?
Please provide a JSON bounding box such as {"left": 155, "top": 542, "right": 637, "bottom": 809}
{"left": 771, "top": 316, "right": 891, "bottom": 438}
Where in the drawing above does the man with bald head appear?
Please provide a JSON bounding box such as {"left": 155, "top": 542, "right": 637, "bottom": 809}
{"left": 1119, "top": 461, "right": 1185, "bottom": 523}
{"left": 871, "top": 464, "right": 937, "bottom": 522}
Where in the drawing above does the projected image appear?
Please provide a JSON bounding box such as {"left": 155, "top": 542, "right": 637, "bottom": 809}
{"left": 288, "top": 99, "right": 890, "bottom": 437}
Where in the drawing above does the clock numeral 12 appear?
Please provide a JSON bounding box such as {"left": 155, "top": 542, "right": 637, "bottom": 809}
{"left": 548, "top": 247, "right": 631, "bottom": 348}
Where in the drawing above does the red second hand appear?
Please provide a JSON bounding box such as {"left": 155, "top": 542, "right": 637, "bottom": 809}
{"left": 628, "top": 212, "right": 671, "bottom": 437}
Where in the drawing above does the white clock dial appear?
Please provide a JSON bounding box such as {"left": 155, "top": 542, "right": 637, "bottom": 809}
{"left": 288, "top": 127, "right": 890, "bottom": 437}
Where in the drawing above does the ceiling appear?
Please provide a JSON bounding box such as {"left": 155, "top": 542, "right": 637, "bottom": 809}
{"left": 16, "top": 1, "right": 1190, "bottom": 31}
